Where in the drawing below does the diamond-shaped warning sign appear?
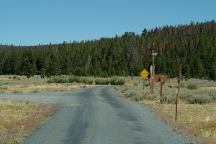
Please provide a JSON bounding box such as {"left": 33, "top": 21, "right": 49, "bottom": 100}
{"left": 140, "top": 69, "right": 149, "bottom": 79}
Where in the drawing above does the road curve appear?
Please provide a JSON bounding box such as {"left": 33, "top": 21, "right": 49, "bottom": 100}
{"left": 0, "top": 87, "right": 203, "bottom": 144}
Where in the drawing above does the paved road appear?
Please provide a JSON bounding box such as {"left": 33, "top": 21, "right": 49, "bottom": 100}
{"left": 0, "top": 87, "right": 203, "bottom": 144}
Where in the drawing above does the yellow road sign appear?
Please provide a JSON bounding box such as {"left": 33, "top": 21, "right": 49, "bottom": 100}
{"left": 140, "top": 69, "right": 149, "bottom": 79}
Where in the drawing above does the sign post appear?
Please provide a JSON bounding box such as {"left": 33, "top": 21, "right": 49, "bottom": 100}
{"left": 151, "top": 50, "right": 157, "bottom": 94}
{"left": 175, "top": 64, "right": 182, "bottom": 122}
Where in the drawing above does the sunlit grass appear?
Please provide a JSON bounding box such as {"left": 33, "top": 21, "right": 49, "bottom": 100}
{"left": 0, "top": 101, "right": 37, "bottom": 133}
{"left": 142, "top": 100, "right": 216, "bottom": 144}
{"left": 0, "top": 100, "right": 55, "bottom": 144}
{"left": 115, "top": 77, "right": 216, "bottom": 144}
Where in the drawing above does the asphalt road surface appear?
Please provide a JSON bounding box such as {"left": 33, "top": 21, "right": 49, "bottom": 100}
{"left": 0, "top": 87, "right": 203, "bottom": 144}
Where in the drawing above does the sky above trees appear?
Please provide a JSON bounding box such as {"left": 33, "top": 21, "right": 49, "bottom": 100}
{"left": 0, "top": 0, "right": 215, "bottom": 45}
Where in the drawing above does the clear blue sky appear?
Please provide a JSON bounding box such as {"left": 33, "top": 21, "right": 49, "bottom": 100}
{"left": 0, "top": 0, "right": 215, "bottom": 45}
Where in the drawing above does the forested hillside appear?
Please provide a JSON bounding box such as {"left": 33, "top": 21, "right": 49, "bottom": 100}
{"left": 0, "top": 21, "right": 216, "bottom": 79}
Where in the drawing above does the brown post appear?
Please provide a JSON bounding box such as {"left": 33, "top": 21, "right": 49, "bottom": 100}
{"left": 150, "top": 66, "right": 153, "bottom": 94}
{"left": 160, "top": 80, "right": 163, "bottom": 103}
{"left": 175, "top": 64, "right": 182, "bottom": 122}
{"left": 150, "top": 66, "right": 155, "bottom": 94}
{"left": 175, "top": 89, "right": 178, "bottom": 122}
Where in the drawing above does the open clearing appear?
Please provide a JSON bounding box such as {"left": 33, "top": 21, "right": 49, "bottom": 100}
{"left": 0, "top": 87, "right": 203, "bottom": 144}
{"left": 0, "top": 75, "right": 214, "bottom": 143}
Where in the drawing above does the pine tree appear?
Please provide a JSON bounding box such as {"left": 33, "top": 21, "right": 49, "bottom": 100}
{"left": 21, "top": 50, "right": 36, "bottom": 78}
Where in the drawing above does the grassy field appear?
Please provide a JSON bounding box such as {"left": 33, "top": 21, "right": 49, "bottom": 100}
{"left": 0, "top": 75, "right": 124, "bottom": 94}
{"left": 1, "top": 75, "right": 215, "bottom": 143}
{"left": 47, "top": 75, "right": 125, "bottom": 85}
{"left": 115, "top": 77, "right": 216, "bottom": 144}
{"left": 0, "top": 75, "right": 124, "bottom": 143}
{"left": 0, "top": 75, "right": 94, "bottom": 94}
{"left": 0, "top": 100, "right": 55, "bottom": 144}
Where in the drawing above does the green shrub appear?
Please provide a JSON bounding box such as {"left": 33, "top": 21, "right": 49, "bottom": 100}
{"left": 186, "top": 94, "right": 211, "bottom": 104}
{"left": 187, "top": 83, "right": 198, "bottom": 90}
{"left": 13, "top": 76, "right": 21, "bottom": 80}
{"left": 47, "top": 76, "right": 124, "bottom": 85}
{"left": 160, "top": 95, "right": 176, "bottom": 104}
{"left": 80, "top": 78, "right": 93, "bottom": 84}
{"left": 179, "top": 83, "right": 185, "bottom": 88}
{"left": 55, "top": 77, "right": 68, "bottom": 83}
{"left": 68, "top": 76, "right": 81, "bottom": 83}
{"left": 209, "top": 92, "right": 216, "bottom": 102}
{"left": 47, "top": 78, "right": 55, "bottom": 83}
{"left": 133, "top": 95, "right": 145, "bottom": 101}
{"left": 47, "top": 76, "right": 68, "bottom": 83}
{"left": 110, "top": 78, "right": 125, "bottom": 85}
{"left": 95, "top": 79, "right": 110, "bottom": 85}
{"left": 125, "top": 92, "right": 137, "bottom": 98}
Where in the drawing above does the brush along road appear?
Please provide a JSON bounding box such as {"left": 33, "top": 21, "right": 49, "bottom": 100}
{"left": 0, "top": 87, "right": 203, "bottom": 144}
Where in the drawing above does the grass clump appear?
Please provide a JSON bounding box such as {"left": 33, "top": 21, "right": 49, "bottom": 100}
{"left": 160, "top": 95, "right": 176, "bottom": 104}
{"left": 110, "top": 78, "right": 125, "bottom": 85}
{"left": 80, "top": 78, "right": 93, "bottom": 84}
{"left": 95, "top": 78, "right": 110, "bottom": 85}
{"left": 48, "top": 76, "right": 124, "bottom": 85}
{"left": 95, "top": 77, "right": 125, "bottom": 85}
{"left": 13, "top": 76, "right": 21, "bottom": 80}
{"left": 183, "top": 92, "right": 216, "bottom": 104}
{"left": 187, "top": 83, "right": 198, "bottom": 90}
{"left": 68, "top": 76, "right": 82, "bottom": 83}
{"left": 48, "top": 76, "right": 94, "bottom": 85}
{"left": 47, "top": 76, "right": 68, "bottom": 83}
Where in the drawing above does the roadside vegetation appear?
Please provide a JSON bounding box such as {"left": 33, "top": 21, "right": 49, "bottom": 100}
{"left": 0, "top": 100, "right": 55, "bottom": 144}
{"left": 0, "top": 75, "right": 124, "bottom": 143}
{"left": 1, "top": 74, "right": 215, "bottom": 143}
{"left": 115, "top": 78, "right": 216, "bottom": 144}
{"left": 0, "top": 75, "right": 124, "bottom": 94}
{"left": 0, "top": 75, "right": 95, "bottom": 94}
{"left": 47, "top": 75, "right": 125, "bottom": 85}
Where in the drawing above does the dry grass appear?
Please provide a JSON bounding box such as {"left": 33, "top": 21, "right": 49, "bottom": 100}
{"left": 1, "top": 83, "right": 92, "bottom": 94}
{"left": 0, "top": 75, "right": 95, "bottom": 94}
{"left": 115, "top": 77, "right": 216, "bottom": 144}
{"left": 0, "top": 100, "right": 55, "bottom": 144}
{"left": 142, "top": 100, "right": 216, "bottom": 144}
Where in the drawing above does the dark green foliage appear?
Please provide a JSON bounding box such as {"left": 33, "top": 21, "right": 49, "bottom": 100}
{"left": 110, "top": 78, "right": 125, "bottom": 85}
{"left": 68, "top": 76, "right": 82, "bottom": 83}
{"left": 13, "top": 75, "right": 21, "bottom": 80}
{"left": 0, "top": 21, "right": 216, "bottom": 79}
{"left": 95, "top": 79, "right": 110, "bottom": 85}
{"left": 80, "top": 78, "right": 93, "bottom": 84}
{"left": 94, "top": 78, "right": 125, "bottom": 85}
{"left": 186, "top": 95, "right": 211, "bottom": 104}
{"left": 20, "top": 50, "right": 36, "bottom": 78}
{"left": 187, "top": 83, "right": 198, "bottom": 90}
{"left": 47, "top": 76, "right": 124, "bottom": 85}
{"left": 182, "top": 93, "right": 216, "bottom": 104}
{"left": 160, "top": 95, "right": 176, "bottom": 104}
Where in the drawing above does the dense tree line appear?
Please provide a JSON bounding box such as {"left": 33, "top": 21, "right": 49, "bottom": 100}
{"left": 0, "top": 21, "right": 216, "bottom": 80}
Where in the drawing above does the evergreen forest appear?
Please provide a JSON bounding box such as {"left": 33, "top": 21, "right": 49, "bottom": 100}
{"left": 0, "top": 21, "right": 216, "bottom": 80}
